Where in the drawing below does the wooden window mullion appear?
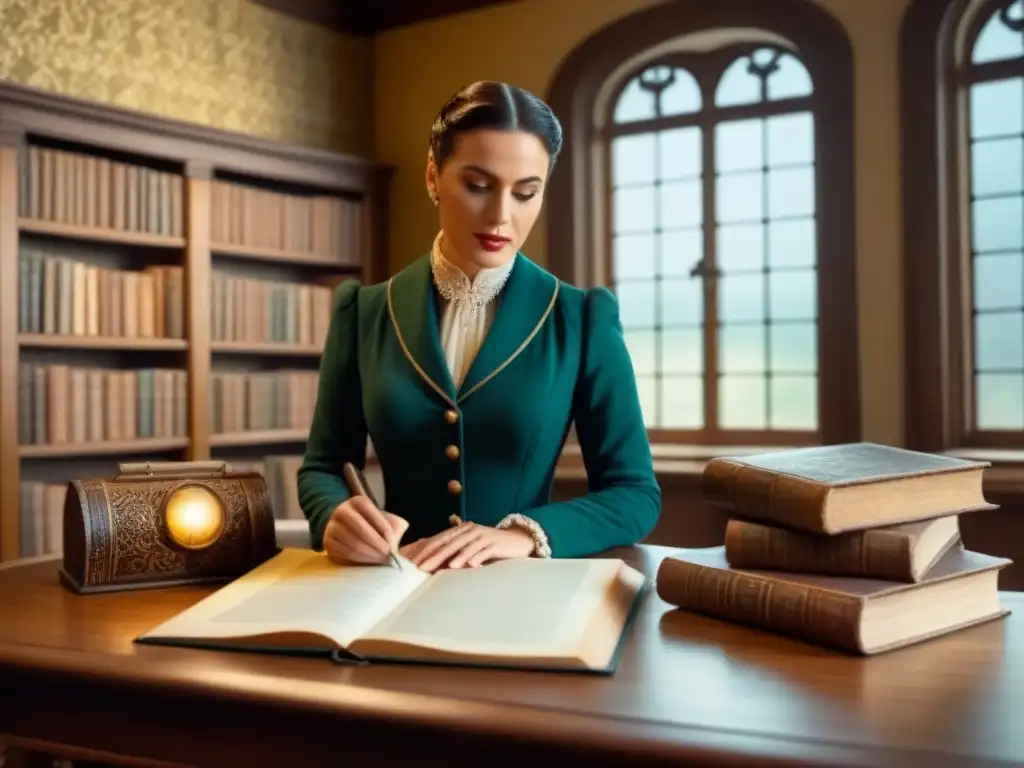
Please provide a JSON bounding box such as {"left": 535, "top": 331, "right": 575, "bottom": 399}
{"left": 702, "top": 113, "right": 719, "bottom": 436}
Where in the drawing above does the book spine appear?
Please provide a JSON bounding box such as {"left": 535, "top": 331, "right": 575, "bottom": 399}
{"left": 655, "top": 557, "right": 864, "bottom": 653}
{"left": 701, "top": 458, "right": 833, "bottom": 533}
{"left": 724, "top": 519, "right": 915, "bottom": 582}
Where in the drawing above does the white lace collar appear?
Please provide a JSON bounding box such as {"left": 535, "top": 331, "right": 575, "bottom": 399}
{"left": 430, "top": 231, "right": 515, "bottom": 320}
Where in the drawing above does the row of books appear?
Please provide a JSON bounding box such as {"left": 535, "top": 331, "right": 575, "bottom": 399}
{"left": 655, "top": 442, "right": 1010, "bottom": 655}
{"left": 18, "top": 144, "right": 183, "bottom": 237}
{"left": 18, "top": 247, "right": 185, "bottom": 338}
{"left": 14, "top": 145, "right": 366, "bottom": 259}
{"left": 211, "top": 272, "right": 333, "bottom": 347}
{"left": 18, "top": 364, "right": 188, "bottom": 446}
{"left": 210, "top": 179, "right": 363, "bottom": 259}
{"left": 231, "top": 455, "right": 305, "bottom": 521}
{"left": 18, "top": 480, "right": 65, "bottom": 558}
{"left": 210, "top": 371, "right": 318, "bottom": 434}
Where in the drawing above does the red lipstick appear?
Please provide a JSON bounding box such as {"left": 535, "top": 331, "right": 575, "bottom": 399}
{"left": 474, "top": 233, "right": 511, "bottom": 252}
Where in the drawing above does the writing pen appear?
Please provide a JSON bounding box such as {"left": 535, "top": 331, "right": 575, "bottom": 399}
{"left": 341, "top": 462, "right": 402, "bottom": 571}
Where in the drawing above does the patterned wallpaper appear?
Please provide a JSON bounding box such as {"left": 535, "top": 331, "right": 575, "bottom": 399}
{"left": 0, "top": 0, "right": 373, "bottom": 155}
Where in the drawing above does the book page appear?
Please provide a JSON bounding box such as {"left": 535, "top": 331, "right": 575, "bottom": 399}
{"left": 356, "top": 558, "right": 625, "bottom": 657}
{"left": 139, "top": 548, "right": 429, "bottom": 648}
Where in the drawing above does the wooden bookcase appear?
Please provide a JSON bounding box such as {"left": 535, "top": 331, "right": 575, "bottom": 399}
{"left": 0, "top": 82, "right": 394, "bottom": 562}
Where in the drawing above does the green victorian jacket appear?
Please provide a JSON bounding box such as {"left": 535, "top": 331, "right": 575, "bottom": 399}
{"left": 296, "top": 251, "right": 661, "bottom": 558}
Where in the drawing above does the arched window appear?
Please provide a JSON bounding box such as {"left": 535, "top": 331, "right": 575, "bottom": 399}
{"left": 546, "top": 0, "right": 859, "bottom": 448}
{"left": 903, "top": 0, "right": 1024, "bottom": 451}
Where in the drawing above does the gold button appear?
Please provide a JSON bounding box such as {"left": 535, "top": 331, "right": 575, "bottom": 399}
{"left": 445, "top": 409, "right": 459, "bottom": 424}
{"left": 446, "top": 445, "right": 460, "bottom": 460}
{"left": 448, "top": 480, "right": 462, "bottom": 495}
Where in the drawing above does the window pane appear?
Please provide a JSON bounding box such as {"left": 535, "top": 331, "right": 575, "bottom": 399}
{"left": 976, "top": 373, "right": 1024, "bottom": 429}
{"left": 767, "top": 53, "right": 813, "bottom": 100}
{"left": 661, "top": 376, "right": 703, "bottom": 428}
{"left": 970, "top": 79, "right": 1023, "bottom": 139}
{"left": 624, "top": 330, "right": 657, "bottom": 375}
{"left": 767, "top": 167, "right": 815, "bottom": 218}
{"left": 717, "top": 172, "right": 763, "bottom": 223}
{"left": 720, "top": 325, "right": 765, "bottom": 373}
{"left": 661, "top": 278, "right": 702, "bottom": 326}
{"left": 660, "top": 127, "right": 702, "bottom": 180}
{"left": 635, "top": 375, "right": 658, "bottom": 426}
{"left": 974, "top": 253, "right": 1024, "bottom": 310}
{"left": 719, "top": 274, "right": 765, "bottom": 322}
{"left": 614, "top": 78, "right": 656, "bottom": 123}
{"left": 975, "top": 311, "right": 1024, "bottom": 370}
{"left": 662, "top": 328, "right": 703, "bottom": 373}
{"left": 719, "top": 375, "right": 767, "bottom": 428}
{"left": 607, "top": 51, "right": 820, "bottom": 439}
{"left": 660, "top": 180, "right": 702, "bottom": 229}
{"left": 660, "top": 68, "right": 702, "bottom": 116}
{"left": 767, "top": 113, "right": 814, "bottom": 166}
{"left": 613, "top": 233, "right": 656, "bottom": 281}
{"left": 972, "top": 137, "right": 1024, "bottom": 197}
{"left": 612, "top": 134, "right": 657, "bottom": 186}
{"left": 661, "top": 229, "right": 703, "bottom": 277}
{"left": 770, "top": 375, "right": 817, "bottom": 429}
{"left": 718, "top": 223, "right": 764, "bottom": 273}
{"left": 716, "top": 57, "right": 762, "bottom": 107}
{"left": 614, "top": 186, "right": 656, "bottom": 233}
{"left": 615, "top": 281, "right": 657, "bottom": 328}
{"left": 972, "top": 3, "right": 1024, "bottom": 64}
{"left": 972, "top": 197, "right": 1024, "bottom": 252}
{"left": 768, "top": 218, "right": 816, "bottom": 268}
{"left": 769, "top": 270, "right": 817, "bottom": 321}
{"left": 716, "top": 119, "right": 763, "bottom": 173}
{"left": 770, "top": 323, "right": 818, "bottom": 373}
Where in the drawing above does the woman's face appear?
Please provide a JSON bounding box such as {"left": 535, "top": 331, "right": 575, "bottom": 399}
{"left": 427, "top": 128, "right": 550, "bottom": 274}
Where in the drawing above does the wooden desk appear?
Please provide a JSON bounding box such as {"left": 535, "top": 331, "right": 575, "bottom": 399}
{"left": 0, "top": 545, "right": 1021, "bottom": 768}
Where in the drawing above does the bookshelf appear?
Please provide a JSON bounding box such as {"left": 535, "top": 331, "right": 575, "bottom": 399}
{"left": 0, "top": 82, "right": 394, "bottom": 562}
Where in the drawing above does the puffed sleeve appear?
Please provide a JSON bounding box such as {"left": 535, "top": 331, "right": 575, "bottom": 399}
{"left": 296, "top": 279, "right": 367, "bottom": 550}
{"left": 514, "top": 286, "right": 661, "bottom": 557}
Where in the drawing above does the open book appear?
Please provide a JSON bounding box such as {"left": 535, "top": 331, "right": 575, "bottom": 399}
{"left": 135, "top": 548, "right": 648, "bottom": 674}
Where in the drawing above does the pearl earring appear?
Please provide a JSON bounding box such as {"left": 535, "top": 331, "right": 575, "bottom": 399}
{"left": 428, "top": 188, "right": 439, "bottom": 206}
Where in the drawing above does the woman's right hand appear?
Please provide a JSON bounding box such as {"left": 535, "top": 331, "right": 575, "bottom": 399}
{"left": 323, "top": 496, "right": 408, "bottom": 565}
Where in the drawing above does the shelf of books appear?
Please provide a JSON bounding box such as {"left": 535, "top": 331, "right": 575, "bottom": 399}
{"left": 0, "top": 82, "right": 394, "bottom": 562}
{"left": 204, "top": 173, "right": 349, "bottom": 534}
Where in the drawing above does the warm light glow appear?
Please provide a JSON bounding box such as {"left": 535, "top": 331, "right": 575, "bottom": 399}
{"left": 164, "top": 485, "right": 225, "bottom": 550}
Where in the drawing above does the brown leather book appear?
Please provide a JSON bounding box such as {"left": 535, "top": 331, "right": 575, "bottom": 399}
{"left": 702, "top": 442, "right": 995, "bottom": 534}
{"left": 656, "top": 545, "right": 1010, "bottom": 655}
{"left": 724, "top": 515, "right": 962, "bottom": 582}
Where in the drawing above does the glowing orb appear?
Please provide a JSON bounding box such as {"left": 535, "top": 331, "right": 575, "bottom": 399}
{"left": 163, "top": 485, "right": 226, "bottom": 550}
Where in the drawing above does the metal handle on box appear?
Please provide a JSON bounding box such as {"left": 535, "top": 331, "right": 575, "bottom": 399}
{"left": 116, "top": 461, "right": 233, "bottom": 480}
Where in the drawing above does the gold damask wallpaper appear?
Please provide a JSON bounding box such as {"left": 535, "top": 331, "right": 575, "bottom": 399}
{"left": 0, "top": 0, "right": 372, "bottom": 155}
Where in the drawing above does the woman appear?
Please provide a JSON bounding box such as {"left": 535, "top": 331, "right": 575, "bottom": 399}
{"left": 297, "top": 81, "right": 660, "bottom": 573}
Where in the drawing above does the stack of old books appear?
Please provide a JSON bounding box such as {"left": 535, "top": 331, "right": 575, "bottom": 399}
{"left": 655, "top": 442, "right": 1012, "bottom": 655}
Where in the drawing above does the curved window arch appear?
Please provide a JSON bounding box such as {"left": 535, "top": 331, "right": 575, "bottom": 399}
{"left": 546, "top": 0, "right": 859, "bottom": 447}
{"left": 902, "top": 0, "right": 1024, "bottom": 451}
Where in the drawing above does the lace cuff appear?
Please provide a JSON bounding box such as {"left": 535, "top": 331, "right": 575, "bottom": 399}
{"left": 496, "top": 513, "right": 552, "bottom": 558}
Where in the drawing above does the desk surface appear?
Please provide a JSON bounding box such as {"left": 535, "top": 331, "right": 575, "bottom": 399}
{"left": 0, "top": 545, "right": 1021, "bottom": 768}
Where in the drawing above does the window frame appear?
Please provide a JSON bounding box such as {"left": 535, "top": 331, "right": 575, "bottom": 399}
{"left": 544, "top": 0, "right": 860, "bottom": 447}
{"left": 901, "top": 0, "right": 1024, "bottom": 453}
{"left": 601, "top": 44, "right": 821, "bottom": 445}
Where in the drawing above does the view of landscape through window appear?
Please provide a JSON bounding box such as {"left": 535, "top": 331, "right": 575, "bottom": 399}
{"left": 608, "top": 46, "right": 818, "bottom": 436}
{"left": 969, "top": 1, "right": 1024, "bottom": 431}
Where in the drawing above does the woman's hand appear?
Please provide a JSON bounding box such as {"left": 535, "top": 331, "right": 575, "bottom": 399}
{"left": 402, "top": 522, "right": 535, "bottom": 573}
{"left": 323, "top": 496, "right": 408, "bottom": 565}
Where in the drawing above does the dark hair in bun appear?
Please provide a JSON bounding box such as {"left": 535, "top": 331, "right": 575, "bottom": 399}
{"left": 429, "top": 81, "right": 563, "bottom": 172}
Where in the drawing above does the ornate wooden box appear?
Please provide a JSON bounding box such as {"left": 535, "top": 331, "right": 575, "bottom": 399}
{"left": 60, "top": 461, "right": 279, "bottom": 594}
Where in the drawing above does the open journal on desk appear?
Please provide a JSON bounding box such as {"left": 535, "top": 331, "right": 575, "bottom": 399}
{"left": 135, "top": 548, "right": 648, "bottom": 674}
